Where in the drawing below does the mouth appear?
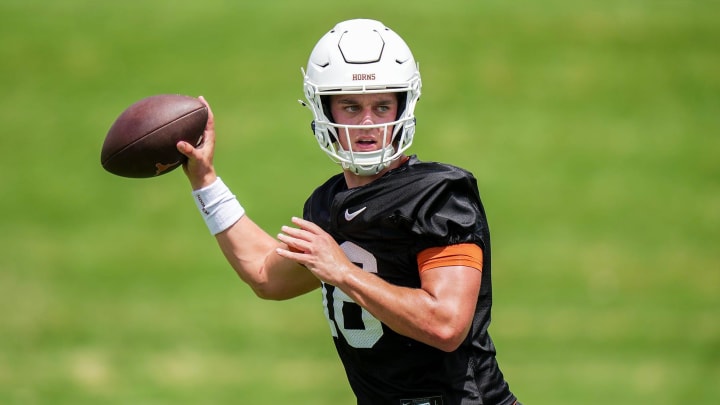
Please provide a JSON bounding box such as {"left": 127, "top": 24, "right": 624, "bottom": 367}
{"left": 353, "top": 138, "right": 379, "bottom": 152}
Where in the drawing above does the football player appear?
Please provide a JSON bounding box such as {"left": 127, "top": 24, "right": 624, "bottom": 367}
{"left": 178, "top": 18, "right": 520, "bottom": 405}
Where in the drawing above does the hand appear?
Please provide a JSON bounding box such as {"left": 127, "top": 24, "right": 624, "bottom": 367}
{"left": 177, "top": 96, "right": 218, "bottom": 190}
{"left": 275, "top": 217, "right": 355, "bottom": 286}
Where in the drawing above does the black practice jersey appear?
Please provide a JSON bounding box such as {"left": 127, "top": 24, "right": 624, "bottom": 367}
{"left": 303, "top": 156, "right": 517, "bottom": 405}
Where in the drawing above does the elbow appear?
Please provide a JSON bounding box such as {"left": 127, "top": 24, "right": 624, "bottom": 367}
{"left": 235, "top": 272, "right": 280, "bottom": 300}
{"left": 234, "top": 263, "right": 298, "bottom": 301}
{"left": 431, "top": 323, "right": 471, "bottom": 353}
{"left": 249, "top": 281, "right": 292, "bottom": 301}
{"left": 435, "top": 334, "right": 466, "bottom": 353}
{"left": 250, "top": 285, "right": 277, "bottom": 300}
{"left": 248, "top": 275, "right": 313, "bottom": 301}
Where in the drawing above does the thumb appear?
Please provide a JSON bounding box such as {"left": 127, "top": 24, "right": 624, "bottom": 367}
{"left": 177, "top": 141, "right": 193, "bottom": 157}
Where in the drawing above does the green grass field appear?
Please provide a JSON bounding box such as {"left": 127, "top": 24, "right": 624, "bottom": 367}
{"left": 1, "top": 1, "right": 718, "bottom": 404}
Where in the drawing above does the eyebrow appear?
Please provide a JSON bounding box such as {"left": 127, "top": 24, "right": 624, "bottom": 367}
{"left": 335, "top": 96, "right": 397, "bottom": 105}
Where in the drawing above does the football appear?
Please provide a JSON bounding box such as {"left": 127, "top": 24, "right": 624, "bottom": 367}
{"left": 101, "top": 94, "right": 208, "bottom": 178}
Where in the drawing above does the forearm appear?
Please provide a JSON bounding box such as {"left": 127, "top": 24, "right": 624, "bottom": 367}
{"left": 177, "top": 101, "right": 319, "bottom": 299}
{"left": 191, "top": 179, "right": 319, "bottom": 300}
{"left": 337, "top": 266, "right": 473, "bottom": 352}
{"left": 217, "top": 216, "right": 320, "bottom": 300}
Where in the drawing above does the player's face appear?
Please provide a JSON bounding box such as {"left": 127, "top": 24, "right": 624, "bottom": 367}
{"left": 329, "top": 93, "right": 399, "bottom": 153}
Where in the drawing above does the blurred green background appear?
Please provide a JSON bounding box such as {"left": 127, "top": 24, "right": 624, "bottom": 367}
{"left": 1, "top": 0, "right": 718, "bottom": 404}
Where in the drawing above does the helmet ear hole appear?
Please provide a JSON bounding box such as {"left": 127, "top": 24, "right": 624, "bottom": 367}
{"left": 396, "top": 92, "right": 407, "bottom": 120}
{"left": 320, "top": 95, "right": 334, "bottom": 123}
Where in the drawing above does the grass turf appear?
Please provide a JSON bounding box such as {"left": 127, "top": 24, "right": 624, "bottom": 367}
{"left": 0, "top": 1, "right": 718, "bottom": 404}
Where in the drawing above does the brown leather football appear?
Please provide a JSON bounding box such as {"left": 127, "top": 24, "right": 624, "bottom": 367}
{"left": 101, "top": 94, "right": 207, "bottom": 178}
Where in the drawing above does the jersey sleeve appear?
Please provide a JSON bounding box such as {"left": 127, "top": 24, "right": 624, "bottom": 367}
{"left": 410, "top": 167, "right": 489, "bottom": 253}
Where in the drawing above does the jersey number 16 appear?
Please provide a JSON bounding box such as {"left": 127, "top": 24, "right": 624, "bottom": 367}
{"left": 322, "top": 241, "right": 384, "bottom": 349}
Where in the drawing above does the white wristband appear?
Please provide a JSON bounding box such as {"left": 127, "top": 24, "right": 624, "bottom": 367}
{"left": 192, "top": 177, "right": 245, "bottom": 235}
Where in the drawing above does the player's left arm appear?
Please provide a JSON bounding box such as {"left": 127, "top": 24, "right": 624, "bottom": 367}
{"left": 276, "top": 216, "right": 482, "bottom": 352}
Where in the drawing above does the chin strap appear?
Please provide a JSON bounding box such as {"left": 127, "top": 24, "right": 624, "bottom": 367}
{"left": 338, "top": 146, "right": 396, "bottom": 176}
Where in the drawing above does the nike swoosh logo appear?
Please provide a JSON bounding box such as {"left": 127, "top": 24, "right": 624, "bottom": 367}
{"left": 344, "top": 206, "right": 367, "bottom": 221}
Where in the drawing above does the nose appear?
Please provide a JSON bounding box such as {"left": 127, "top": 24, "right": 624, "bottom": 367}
{"left": 360, "top": 108, "right": 376, "bottom": 126}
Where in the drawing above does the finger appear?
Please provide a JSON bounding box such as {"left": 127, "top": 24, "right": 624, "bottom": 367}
{"left": 176, "top": 139, "right": 202, "bottom": 159}
{"left": 275, "top": 246, "right": 309, "bottom": 262}
{"left": 199, "top": 96, "right": 215, "bottom": 130}
{"left": 280, "top": 224, "right": 314, "bottom": 240}
{"left": 199, "top": 96, "right": 213, "bottom": 121}
{"left": 290, "top": 217, "right": 325, "bottom": 234}
{"left": 196, "top": 96, "right": 216, "bottom": 147}
{"left": 176, "top": 140, "right": 194, "bottom": 157}
{"left": 278, "top": 226, "right": 312, "bottom": 247}
{"left": 178, "top": 96, "right": 216, "bottom": 158}
{"left": 276, "top": 233, "right": 309, "bottom": 254}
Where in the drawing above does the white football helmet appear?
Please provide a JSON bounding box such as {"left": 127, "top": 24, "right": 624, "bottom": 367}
{"left": 301, "top": 19, "right": 422, "bottom": 176}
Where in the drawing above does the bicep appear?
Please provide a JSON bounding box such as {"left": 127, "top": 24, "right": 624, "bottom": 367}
{"left": 420, "top": 265, "right": 482, "bottom": 318}
{"left": 417, "top": 243, "right": 483, "bottom": 327}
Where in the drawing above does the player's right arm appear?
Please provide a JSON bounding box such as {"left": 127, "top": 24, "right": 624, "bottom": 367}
{"left": 177, "top": 96, "right": 320, "bottom": 300}
{"left": 216, "top": 216, "right": 321, "bottom": 300}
